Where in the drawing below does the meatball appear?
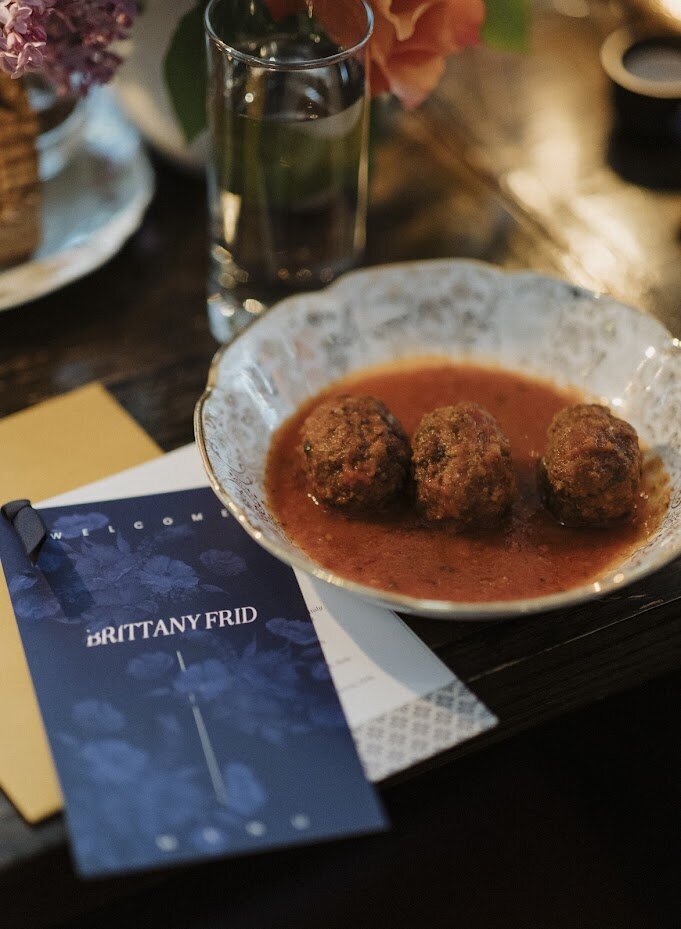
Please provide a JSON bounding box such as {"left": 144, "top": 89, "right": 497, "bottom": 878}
{"left": 538, "top": 404, "right": 642, "bottom": 527}
{"left": 301, "top": 395, "right": 411, "bottom": 512}
{"left": 412, "top": 402, "right": 516, "bottom": 527}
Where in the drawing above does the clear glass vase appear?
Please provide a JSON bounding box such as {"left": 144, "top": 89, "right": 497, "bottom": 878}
{"left": 26, "top": 77, "right": 87, "bottom": 181}
{"left": 204, "top": 0, "right": 373, "bottom": 342}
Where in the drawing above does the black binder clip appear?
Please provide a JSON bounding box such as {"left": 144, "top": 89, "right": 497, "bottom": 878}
{"left": 1, "top": 499, "right": 47, "bottom": 564}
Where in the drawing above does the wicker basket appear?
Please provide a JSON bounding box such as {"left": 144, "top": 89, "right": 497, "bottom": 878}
{"left": 0, "top": 75, "right": 40, "bottom": 266}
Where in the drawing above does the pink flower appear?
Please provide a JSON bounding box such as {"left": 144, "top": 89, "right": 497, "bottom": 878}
{"left": 264, "top": 0, "right": 484, "bottom": 109}
{"left": 0, "top": 0, "right": 137, "bottom": 93}
{"left": 370, "top": 0, "right": 485, "bottom": 108}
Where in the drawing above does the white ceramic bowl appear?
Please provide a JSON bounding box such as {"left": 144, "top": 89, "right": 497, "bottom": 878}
{"left": 195, "top": 260, "right": 681, "bottom": 620}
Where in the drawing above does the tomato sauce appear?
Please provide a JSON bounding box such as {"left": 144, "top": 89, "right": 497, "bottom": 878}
{"left": 265, "top": 360, "right": 668, "bottom": 602}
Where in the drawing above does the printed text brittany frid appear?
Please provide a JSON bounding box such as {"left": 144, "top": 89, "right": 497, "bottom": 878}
{"left": 86, "top": 607, "right": 257, "bottom": 647}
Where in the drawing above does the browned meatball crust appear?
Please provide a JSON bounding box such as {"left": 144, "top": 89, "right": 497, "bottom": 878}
{"left": 412, "top": 402, "right": 516, "bottom": 527}
{"left": 301, "top": 395, "right": 411, "bottom": 512}
{"left": 538, "top": 404, "right": 642, "bottom": 527}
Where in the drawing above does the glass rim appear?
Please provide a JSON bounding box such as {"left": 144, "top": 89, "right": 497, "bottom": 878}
{"left": 204, "top": 0, "right": 374, "bottom": 71}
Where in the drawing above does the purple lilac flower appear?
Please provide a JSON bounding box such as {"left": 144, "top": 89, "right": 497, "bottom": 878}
{"left": 0, "top": 0, "right": 137, "bottom": 93}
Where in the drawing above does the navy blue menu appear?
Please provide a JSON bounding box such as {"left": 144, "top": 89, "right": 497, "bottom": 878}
{"left": 0, "top": 488, "right": 385, "bottom": 877}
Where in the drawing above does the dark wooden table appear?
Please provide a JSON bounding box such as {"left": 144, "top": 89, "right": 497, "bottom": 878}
{"left": 2, "top": 4, "right": 681, "bottom": 927}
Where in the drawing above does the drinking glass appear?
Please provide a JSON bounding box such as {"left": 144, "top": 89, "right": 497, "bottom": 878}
{"left": 205, "top": 0, "right": 373, "bottom": 342}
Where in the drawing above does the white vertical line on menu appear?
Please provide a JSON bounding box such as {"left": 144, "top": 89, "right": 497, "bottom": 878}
{"left": 176, "top": 649, "right": 229, "bottom": 806}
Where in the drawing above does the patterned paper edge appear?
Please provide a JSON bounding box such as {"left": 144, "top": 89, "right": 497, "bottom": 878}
{"left": 353, "top": 679, "right": 498, "bottom": 783}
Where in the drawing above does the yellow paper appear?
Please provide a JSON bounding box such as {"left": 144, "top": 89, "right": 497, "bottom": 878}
{"left": 0, "top": 384, "right": 161, "bottom": 822}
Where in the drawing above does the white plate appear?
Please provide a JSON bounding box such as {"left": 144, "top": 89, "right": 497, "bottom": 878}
{"left": 0, "top": 88, "right": 154, "bottom": 312}
{"left": 195, "top": 260, "right": 681, "bottom": 620}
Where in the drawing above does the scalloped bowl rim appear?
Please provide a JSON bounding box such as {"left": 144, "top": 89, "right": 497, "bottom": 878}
{"left": 195, "top": 259, "right": 681, "bottom": 620}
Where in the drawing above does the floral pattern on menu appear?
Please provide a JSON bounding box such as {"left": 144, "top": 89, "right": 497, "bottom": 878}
{"left": 1, "top": 487, "right": 384, "bottom": 876}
